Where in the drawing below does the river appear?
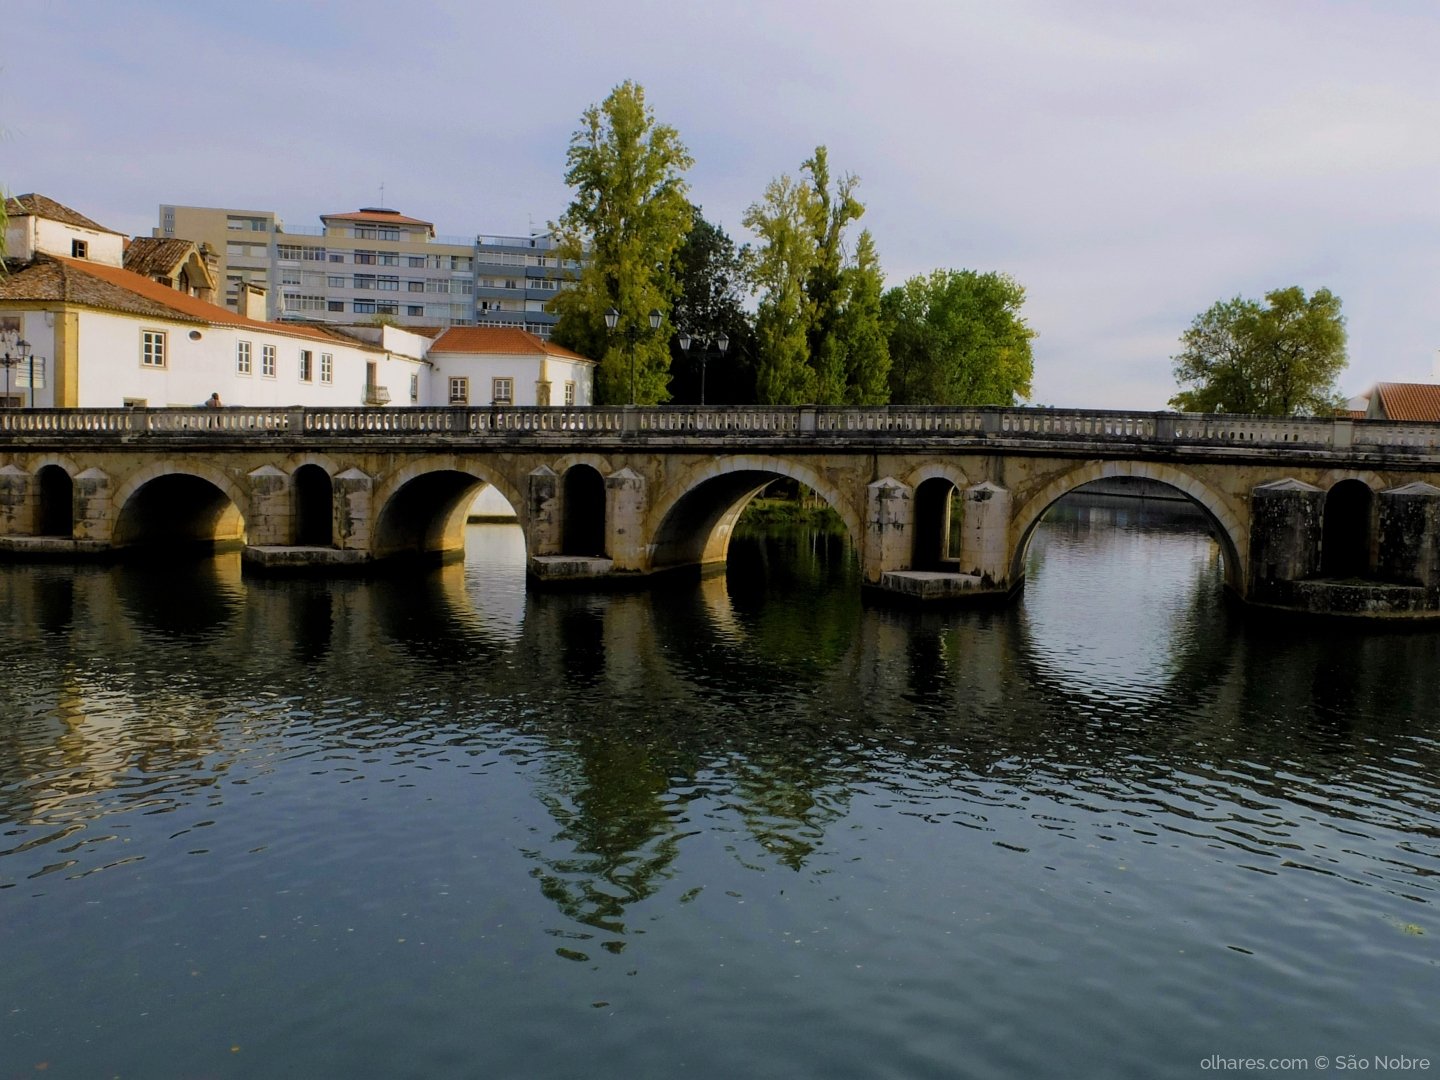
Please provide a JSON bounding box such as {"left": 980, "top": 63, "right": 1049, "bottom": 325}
{"left": 1, "top": 495, "right": 1436, "bottom": 1078}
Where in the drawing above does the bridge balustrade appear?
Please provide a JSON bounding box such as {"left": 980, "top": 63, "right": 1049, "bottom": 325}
{"left": 5, "top": 406, "right": 1440, "bottom": 457}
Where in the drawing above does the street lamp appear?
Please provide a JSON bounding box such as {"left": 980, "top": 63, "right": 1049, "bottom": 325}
{"left": 677, "top": 329, "right": 730, "bottom": 406}
{"left": 0, "top": 336, "right": 34, "bottom": 409}
{"left": 603, "top": 306, "right": 662, "bottom": 405}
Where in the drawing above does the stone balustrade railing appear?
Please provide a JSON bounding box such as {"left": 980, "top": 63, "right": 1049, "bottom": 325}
{"left": 2, "top": 405, "right": 1438, "bottom": 453}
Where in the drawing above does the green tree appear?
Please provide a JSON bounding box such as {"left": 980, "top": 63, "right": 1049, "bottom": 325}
{"left": 743, "top": 147, "right": 888, "bottom": 405}
{"left": 1169, "top": 286, "right": 1347, "bottom": 415}
{"left": 883, "top": 269, "right": 1035, "bottom": 405}
{"left": 550, "top": 81, "right": 694, "bottom": 405}
{"left": 667, "top": 204, "right": 756, "bottom": 404}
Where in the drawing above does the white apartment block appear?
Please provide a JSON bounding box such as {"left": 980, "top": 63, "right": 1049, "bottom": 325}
{"left": 157, "top": 205, "right": 579, "bottom": 339}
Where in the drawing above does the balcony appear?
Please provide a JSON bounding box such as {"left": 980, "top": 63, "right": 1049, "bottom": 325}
{"left": 363, "top": 385, "right": 391, "bottom": 406}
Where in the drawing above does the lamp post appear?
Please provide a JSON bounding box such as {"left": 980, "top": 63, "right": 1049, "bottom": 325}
{"left": 677, "top": 329, "right": 730, "bottom": 406}
{"left": 0, "top": 336, "right": 33, "bottom": 409}
{"left": 603, "top": 306, "right": 662, "bottom": 405}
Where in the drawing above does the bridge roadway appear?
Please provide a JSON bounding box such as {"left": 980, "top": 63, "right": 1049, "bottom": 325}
{"left": 4, "top": 404, "right": 1440, "bottom": 616}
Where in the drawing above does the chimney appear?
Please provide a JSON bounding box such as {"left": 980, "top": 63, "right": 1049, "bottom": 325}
{"left": 236, "top": 280, "right": 268, "bottom": 320}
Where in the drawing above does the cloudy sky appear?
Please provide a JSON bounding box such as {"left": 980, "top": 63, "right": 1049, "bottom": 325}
{"left": 6, "top": 1, "right": 1438, "bottom": 408}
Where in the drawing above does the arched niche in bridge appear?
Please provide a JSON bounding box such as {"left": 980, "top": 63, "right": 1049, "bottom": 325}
{"left": 1008, "top": 464, "right": 1244, "bottom": 593}
{"left": 912, "top": 477, "right": 959, "bottom": 571}
{"left": 293, "top": 464, "right": 334, "bottom": 547}
{"left": 1321, "top": 479, "right": 1373, "bottom": 579}
{"left": 35, "top": 464, "right": 74, "bottom": 537}
{"left": 560, "top": 464, "right": 607, "bottom": 557}
{"left": 372, "top": 469, "right": 490, "bottom": 562}
{"left": 648, "top": 464, "right": 859, "bottom": 575}
{"left": 112, "top": 473, "right": 246, "bottom": 553}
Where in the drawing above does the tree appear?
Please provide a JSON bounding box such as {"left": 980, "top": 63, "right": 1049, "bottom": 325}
{"left": 550, "top": 81, "right": 694, "bottom": 405}
{"left": 667, "top": 204, "right": 756, "bottom": 404}
{"left": 1169, "top": 286, "right": 1347, "bottom": 415}
{"left": 743, "top": 147, "right": 889, "bottom": 405}
{"left": 834, "top": 230, "right": 890, "bottom": 405}
{"left": 883, "top": 269, "right": 1035, "bottom": 406}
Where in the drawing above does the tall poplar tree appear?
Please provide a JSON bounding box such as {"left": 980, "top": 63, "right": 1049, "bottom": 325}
{"left": 744, "top": 147, "right": 889, "bottom": 405}
{"left": 550, "top": 81, "right": 694, "bottom": 405}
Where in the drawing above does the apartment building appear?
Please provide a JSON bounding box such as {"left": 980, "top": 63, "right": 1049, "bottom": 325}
{"left": 158, "top": 205, "right": 577, "bottom": 338}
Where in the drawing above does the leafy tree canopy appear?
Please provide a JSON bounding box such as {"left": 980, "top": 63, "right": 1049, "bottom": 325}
{"left": 1169, "top": 286, "right": 1347, "bottom": 416}
{"left": 883, "top": 269, "right": 1035, "bottom": 406}
{"left": 743, "top": 147, "right": 889, "bottom": 405}
{"left": 667, "top": 204, "right": 756, "bottom": 404}
{"left": 550, "top": 80, "right": 694, "bottom": 404}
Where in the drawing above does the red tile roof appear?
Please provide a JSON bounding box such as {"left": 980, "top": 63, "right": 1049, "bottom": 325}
{"left": 0, "top": 254, "right": 379, "bottom": 349}
{"left": 1374, "top": 383, "right": 1440, "bottom": 422}
{"left": 3, "top": 193, "right": 122, "bottom": 235}
{"left": 429, "top": 326, "right": 594, "bottom": 363}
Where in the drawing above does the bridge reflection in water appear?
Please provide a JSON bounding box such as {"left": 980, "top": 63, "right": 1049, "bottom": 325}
{"left": 2, "top": 504, "right": 1437, "bottom": 1077}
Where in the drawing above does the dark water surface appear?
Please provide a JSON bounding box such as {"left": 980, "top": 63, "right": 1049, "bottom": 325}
{"left": 1, "top": 499, "right": 1437, "bottom": 1079}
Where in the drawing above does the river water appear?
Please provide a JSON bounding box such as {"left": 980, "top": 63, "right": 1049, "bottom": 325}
{"left": 1, "top": 496, "right": 1436, "bottom": 1079}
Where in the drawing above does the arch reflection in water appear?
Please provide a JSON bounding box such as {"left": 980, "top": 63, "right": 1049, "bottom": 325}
{"left": 1019, "top": 489, "right": 1232, "bottom": 705}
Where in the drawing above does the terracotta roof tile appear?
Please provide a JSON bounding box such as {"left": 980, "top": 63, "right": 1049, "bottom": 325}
{"left": 123, "top": 236, "right": 203, "bottom": 279}
{"left": 1375, "top": 383, "right": 1440, "bottom": 423}
{"left": 4, "top": 193, "right": 122, "bottom": 235}
{"left": 429, "top": 326, "right": 594, "bottom": 363}
{"left": 0, "top": 254, "right": 380, "bottom": 349}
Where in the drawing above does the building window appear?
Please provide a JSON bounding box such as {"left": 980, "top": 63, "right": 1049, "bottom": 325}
{"left": 408, "top": 256, "right": 426, "bottom": 268}
{"left": 141, "top": 330, "right": 166, "bottom": 368}
{"left": 286, "top": 294, "right": 326, "bottom": 312}
{"left": 410, "top": 373, "right": 419, "bottom": 401}
{"left": 449, "top": 377, "right": 469, "bottom": 405}
{"left": 277, "top": 244, "right": 303, "bottom": 261}
{"left": 407, "top": 280, "right": 425, "bottom": 292}
{"left": 299, "top": 350, "right": 313, "bottom": 382}
{"left": 354, "top": 251, "right": 377, "bottom": 265}
{"left": 320, "top": 353, "right": 333, "bottom": 384}
{"left": 237, "top": 340, "right": 252, "bottom": 375}
{"left": 376, "top": 276, "right": 399, "bottom": 291}
{"left": 327, "top": 275, "right": 346, "bottom": 288}
{"left": 492, "top": 377, "right": 513, "bottom": 404}
{"left": 262, "top": 344, "right": 277, "bottom": 378}
{"left": 281, "top": 268, "right": 302, "bottom": 286}
{"left": 375, "top": 300, "right": 398, "bottom": 316}
{"left": 406, "top": 305, "right": 424, "bottom": 317}
{"left": 379, "top": 253, "right": 399, "bottom": 266}
{"left": 71, "top": 239, "right": 88, "bottom": 259}
{"left": 564, "top": 380, "right": 576, "bottom": 405}
{"left": 327, "top": 300, "right": 344, "bottom": 312}
{"left": 353, "top": 300, "right": 377, "bottom": 314}
{"left": 354, "top": 274, "right": 376, "bottom": 290}
{"left": 328, "top": 253, "right": 345, "bottom": 263}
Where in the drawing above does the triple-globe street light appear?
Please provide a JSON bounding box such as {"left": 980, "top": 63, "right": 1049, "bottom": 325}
{"left": 677, "top": 329, "right": 729, "bottom": 406}
{"left": 603, "top": 306, "right": 662, "bottom": 406}
{"left": 0, "top": 335, "right": 40, "bottom": 409}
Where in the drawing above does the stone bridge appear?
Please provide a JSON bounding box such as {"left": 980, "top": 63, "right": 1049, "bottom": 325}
{"left": 4, "top": 404, "right": 1440, "bottom": 616}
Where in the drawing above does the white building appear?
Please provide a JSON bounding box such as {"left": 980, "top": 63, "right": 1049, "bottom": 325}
{"left": 2, "top": 195, "right": 594, "bottom": 411}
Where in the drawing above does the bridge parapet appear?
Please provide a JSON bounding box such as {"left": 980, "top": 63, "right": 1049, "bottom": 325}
{"left": 3, "top": 406, "right": 1440, "bottom": 456}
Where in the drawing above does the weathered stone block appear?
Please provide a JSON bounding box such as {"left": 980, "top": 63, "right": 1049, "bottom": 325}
{"left": 605, "top": 467, "right": 647, "bottom": 571}
{"left": 1378, "top": 481, "right": 1440, "bottom": 587}
{"left": 0, "top": 465, "right": 34, "bottom": 536}
{"left": 864, "top": 476, "right": 911, "bottom": 583}
{"left": 959, "top": 480, "right": 1010, "bottom": 587}
{"left": 1248, "top": 478, "right": 1323, "bottom": 600}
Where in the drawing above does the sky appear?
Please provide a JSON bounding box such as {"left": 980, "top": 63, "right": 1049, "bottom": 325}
{"left": 5, "top": 0, "right": 1438, "bottom": 409}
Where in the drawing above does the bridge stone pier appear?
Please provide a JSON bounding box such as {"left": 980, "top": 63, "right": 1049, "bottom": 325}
{"left": 5, "top": 405, "right": 1440, "bottom": 617}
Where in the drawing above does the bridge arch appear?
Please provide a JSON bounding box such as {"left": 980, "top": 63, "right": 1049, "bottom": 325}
{"left": 648, "top": 454, "right": 862, "bottom": 573}
{"left": 111, "top": 459, "right": 248, "bottom": 551}
{"left": 371, "top": 454, "right": 525, "bottom": 561}
{"left": 1009, "top": 461, "right": 1245, "bottom": 591}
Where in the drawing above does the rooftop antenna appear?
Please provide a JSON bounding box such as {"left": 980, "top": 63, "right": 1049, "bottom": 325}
{"left": 379, "top": 181, "right": 385, "bottom": 207}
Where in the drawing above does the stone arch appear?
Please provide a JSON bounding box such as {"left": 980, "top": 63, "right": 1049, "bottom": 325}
{"left": 648, "top": 454, "right": 862, "bottom": 573}
{"left": 370, "top": 454, "right": 526, "bottom": 561}
{"left": 560, "top": 462, "right": 607, "bottom": 556}
{"left": 111, "top": 458, "right": 249, "bottom": 550}
{"left": 293, "top": 463, "right": 334, "bottom": 546}
{"left": 35, "top": 464, "right": 74, "bottom": 537}
{"left": 1009, "top": 460, "right": 1245, "bottom": 590}
{"left": 1321, "top": 477, "right": 1374, "bottom": 578}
